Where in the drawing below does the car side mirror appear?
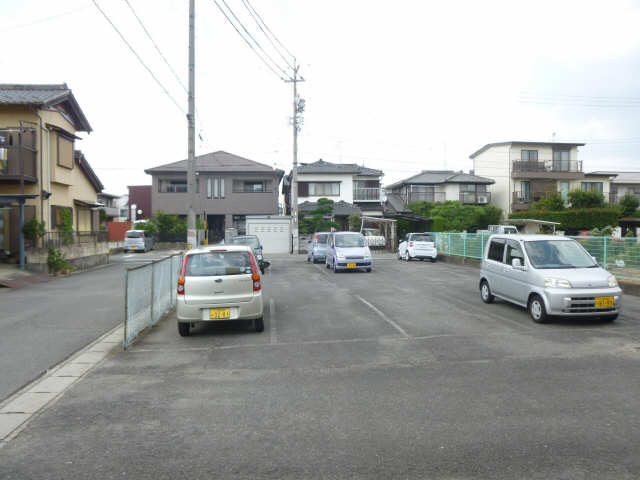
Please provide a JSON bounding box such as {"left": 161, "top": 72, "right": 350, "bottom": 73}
{"left": 511, "top": 258, "right": 525, "bottom": 270}
{"left": 591, "top": 255, "right": 598, "bottom": 264}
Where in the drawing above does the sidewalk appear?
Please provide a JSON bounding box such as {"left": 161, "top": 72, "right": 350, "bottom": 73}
{"left": 0, "top": 264, "right": 50, "bottom": 289}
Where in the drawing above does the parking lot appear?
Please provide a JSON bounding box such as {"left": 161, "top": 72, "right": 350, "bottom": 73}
{"left": 3, "top": 255, "right": 640, "bottom": 479}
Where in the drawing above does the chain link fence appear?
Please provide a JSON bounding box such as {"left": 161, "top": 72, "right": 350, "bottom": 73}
{"left": 124, "top": 253, "right": 184, "bottom": 348}
{"left": 430, "top": 232, "right": 640, "bottom": 282}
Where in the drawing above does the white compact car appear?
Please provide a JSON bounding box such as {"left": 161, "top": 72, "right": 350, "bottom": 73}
{"left": 398, "top": 232, "right": 437, "bottom": 262}
{"left": 176, "top": 245, "right": 264, "bottom": 336}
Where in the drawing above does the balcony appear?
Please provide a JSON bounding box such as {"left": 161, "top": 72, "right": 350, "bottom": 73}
{"left": 459, "top": 191, "right": 491, "bottom": 205}
{"left": 0, "top": 147, "right": 37, "bottom": 183}
{"left": 407, "top": 191, "right": 446, "bottom": 204}
{"left": 353, "top": 187, "right": 381, "bottom": 202}
{"left": 511, "top": 160, "right": 583, "bottom": 179}
{"left": 512, "top": 190, "right": 557, "bottom": 211}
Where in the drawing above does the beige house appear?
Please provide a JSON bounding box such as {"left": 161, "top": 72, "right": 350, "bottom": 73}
{"left": 470, "top": 141, "right": 615, "bottom": 215}
{"left": 0, "top": 84, "right": 103, "bottom": 261}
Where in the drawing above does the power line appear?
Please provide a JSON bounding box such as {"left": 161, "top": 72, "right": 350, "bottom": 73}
{"left": 243, "top": 0, "right": 294, "bottom": 60}
{"left": 210, "top": 0, "right": 287, "bottom": 81}
{"left": 0, "top": 5, "right": 90, "bottom": 33}
{"left": 92, "top": 0, "right": 186, "bottom": 115}
{"left": 240, "top": 0, "right": 293, "bottom": 70}
{"left": 218, "top": 0, "right": 290, "bottom": 78}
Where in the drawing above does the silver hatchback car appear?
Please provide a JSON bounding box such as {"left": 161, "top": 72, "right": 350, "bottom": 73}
{"left": 480, "top": 234, "right": 622, "bottom": 323}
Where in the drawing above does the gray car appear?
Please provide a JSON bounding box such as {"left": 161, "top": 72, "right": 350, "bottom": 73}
{"left": 479, "top": 234, "right": 622, "bottom": 323}
{"left": 307, "top": 232, "right": 330, "bottom": 263}
{"left": 123, "top": 230, "right": 154, "bottom": 253}
{"left": 325, "top": 231, "right": 373, "bottom": 273}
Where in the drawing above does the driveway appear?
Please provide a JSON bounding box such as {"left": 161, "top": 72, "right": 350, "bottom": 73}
{"left": 2, "top": 256, "right": 640, "bottom": 479}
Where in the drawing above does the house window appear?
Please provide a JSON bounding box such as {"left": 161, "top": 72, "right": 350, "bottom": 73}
{"left": 159, "top": 179, "right": 187, "bottom": 193}
{"left": 233, "top": 215, "right": 246, "bottom": 235}
{"left": 581, "top": 182, "right": 603, "bottom": 193}
{"left": 461, "top": 184, "right": 486, "bottom": 192}
{"left": 232, "top": 180, "right": 272, "bottom": 193}
{"left": 308, "top": 182, "right": 340, "bottom": 196}
{"left": 553, "top": 149, "right": 570, "bottom": 171}
{"left": 57, "top": 134, "right": 74, "bottom": 169}
{"left": 521, "top": 181, "right": 531, "bottom": 201}
{"left": 50, "top": 205, "right": 73, "bottom": 228}
{"left": 521, "top": 150, "right": 538, "bottom": 162}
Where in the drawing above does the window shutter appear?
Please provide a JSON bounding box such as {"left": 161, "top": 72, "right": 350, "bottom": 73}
{"left": 298, "top": 182, "right": 308, "bottom": 197}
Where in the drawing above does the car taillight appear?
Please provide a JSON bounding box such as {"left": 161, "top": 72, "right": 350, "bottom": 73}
{"left": 249, "top": 252, "right": 261, "bottom": 292}
{"left": 409, "top": 241, "right": 413, "bottom": 247}
{"left": 314, "top": 233, "right": 319, "bottom": 241}
{"left": 141, "top": 232, "right": 145, "bottom": 239}
{"left": 177, "top": 255, "right": 188, "bottom": 295}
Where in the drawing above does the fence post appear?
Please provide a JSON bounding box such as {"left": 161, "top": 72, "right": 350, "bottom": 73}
{"left": 481, "top": 232, "right": 485, "bottom": 259}
{"left": 603, "top": 237, "right": 607, "bottom": 268}
{"left": 447, "top": 234, "right": 451, "bottom": 255}
{"left": 124, "top": 269, "right": 129, "bottom": 349}
{"left": 463, "top": 233, "right": 467, "bottom": 258}
{"left": 150, "top": 260, "right": 155, "bottom": 325}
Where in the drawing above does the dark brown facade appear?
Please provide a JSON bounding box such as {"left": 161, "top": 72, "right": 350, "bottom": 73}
{"left": 128, "top": 185, "right": 152, "bottom": 220}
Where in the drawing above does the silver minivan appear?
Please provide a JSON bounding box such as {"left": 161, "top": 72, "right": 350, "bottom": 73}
{"left": 123, "top": 230, "right": 154, "bottom": 253}
{"left": 480, "top": 234, "right": 622, "bottom": 323}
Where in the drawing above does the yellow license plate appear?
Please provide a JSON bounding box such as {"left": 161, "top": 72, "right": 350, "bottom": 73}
{"left": 346, "top": 263, "right": 357, "bottom": 269}
{"left": 130, "top": 246, "right": 137, "bottom": 249}
{"left": 595, "top": 297, "right": 614, "bottom": 308}
{"left": 209, "top": 308, "right": 230, "bottom": 319}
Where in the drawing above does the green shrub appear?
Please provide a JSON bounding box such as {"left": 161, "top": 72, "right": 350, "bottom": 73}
{"left": 620, "top": 194, "right": 640, "bottom": 217}
{"left": 59, "top": 209, "right": 73, "bottom": 245}
{"left": 568, "top": 189, "right": 605, "bottom": 208}
{"left": 590, "top": 227, "right": 601, "bottom": 236}
{"left": 348, "top": 214, "right": 361, "bottom": 232}
{"left": 532, "top": 192, "right": 565, "bottom": 211}
{"left": 22, "top": 218, "right": 45, "bottom": 242}
{"left": 625, "top": 229, "right": 636, "bottom": 238}
{"left": 47, "top": 246, "right": 72, "bottom": 273}
{"left": 600, "top": 225, "right": 614, "bottom": 236}
{"left": 510, "top": 208, "right": 620, "bottom": 230}
{"left": 134, "top": 221, "right": 158, "bottom": 235}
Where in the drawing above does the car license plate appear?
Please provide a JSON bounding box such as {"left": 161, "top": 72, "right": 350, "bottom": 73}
{"left": 209, "top": 308, "right": 230, "bottom": 319}
{"left": 130, "top": 246, "right": 136, "bottom": 249}
{"left": 595, "top": 297, "right": 614, "bottom": 308}
{"left": 347, "top": 263, "right": 356, "bottom": 269}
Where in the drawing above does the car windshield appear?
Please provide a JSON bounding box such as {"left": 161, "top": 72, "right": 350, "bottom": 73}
{"left": 126, "top": 231, "right": 142, "bottom": 238}
{"left": 524, "top": 240, "right": 597, "bottom": 269}
{"left": 412, "top": 234, "right": 433, "bottom": 242}
{"left": 230, "top": 236, "right": 260, "bottom": 249}
{"left": 185, "top": 251, "right": 253, "bottom": 276}
{"left": 335, "top": 234, "right": 365, "bottom": 248}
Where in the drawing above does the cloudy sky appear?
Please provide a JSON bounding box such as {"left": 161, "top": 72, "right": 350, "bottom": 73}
{"left": 3, "top": 0, "right": 640, "bottom": 195}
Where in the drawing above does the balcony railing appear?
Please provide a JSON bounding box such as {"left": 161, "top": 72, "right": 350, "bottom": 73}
{"left": 0, "top": 147, "right": 37, "bottom": 180}
{"left": 407, "top": 191, "right": 446, "bottom": 204}
{"left": 353, "top": 187, "right": 381, "bottom": 201}
{"left": 512, "top": 160, "right": 582, "bottom": 173}
{"left": 459, "top": 191, "right": 491, "bottom": 204}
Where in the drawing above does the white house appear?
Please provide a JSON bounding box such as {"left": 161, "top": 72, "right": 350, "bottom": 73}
{"left": 589, "top": 171, "right": 640, "bottom": 205}
{"left": 470, "top": 141, "right": 615, "bottom": 215}
{"left": 283, "top": 159, "right": 384, "bottom": 217}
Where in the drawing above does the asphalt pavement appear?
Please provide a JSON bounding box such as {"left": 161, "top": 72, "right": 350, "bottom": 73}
{"left": 0, "top": 250, "right": 177, "bottom": 402}
{"left": 2, "top": 255, "right": 640, "bottom": 479}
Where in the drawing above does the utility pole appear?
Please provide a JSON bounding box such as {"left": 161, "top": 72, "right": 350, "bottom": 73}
{"left": 186, "top": 0, "right": 197, "bottom": 249}
{"left": 285, "top": 58, "right": 304, "bottom": 254}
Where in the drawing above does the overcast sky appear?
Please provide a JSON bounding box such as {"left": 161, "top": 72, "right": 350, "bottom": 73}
{"left": 3, "top": 0, "right": 640, "bottom": 195}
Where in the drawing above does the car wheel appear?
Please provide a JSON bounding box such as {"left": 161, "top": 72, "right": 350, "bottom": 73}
{"left": 366, "top": 268, "right": 372, "bottom": 272}
{"left": 397, "top": 252, "right": 402, "bottom": 260}
{"left": 254, "top": 317, "right": 264, "bottom": 332}
{"left": 307, "top": 256, "right": 311, "bottom": 263}
{"left": 528, "top": 294, "right": 549, "bottom": 324}
{"left": 326, "top": 260, "right": 330, "bottom": 269}
{"left": 178, "top": 322, "right": 190, "bottom": 337}
{"left": 480, "top": 280, "right": 495, "bottom": 304}
{"left": 404, "top": 251, "right": 411, "bottom": 262}
{"left": 602, "top": 314, "right": 618, "bottom": 322}
{"left": 430, "top": 257, "right": 437, "bottom": 263}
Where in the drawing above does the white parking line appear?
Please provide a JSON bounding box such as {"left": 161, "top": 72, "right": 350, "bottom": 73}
{"left": 354, "top": 294, "right": 410, "bottom": 339}
{"left": 269, "top": 298, "right": 278, "bottom": 344}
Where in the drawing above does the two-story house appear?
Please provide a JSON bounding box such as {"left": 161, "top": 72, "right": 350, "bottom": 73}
{"left": 145, "top": 151, "right": 284, "bottom": 242}
{"left": 0, "top": 84, "right": 103, "bottom": 264}
{"left": 283, "top": 159, "right": 384, "bottom": 219}
{"left": 588, "top": 171, "right": 640, "bottom": 205}
{"left": 384, "top": 170, "right": 495, "bottom": 214}
{"left": 471, "top": 141, "right": 615, "bottom": 215}
{"left": 97, "top": 192, "right": 121, "bottom": 221}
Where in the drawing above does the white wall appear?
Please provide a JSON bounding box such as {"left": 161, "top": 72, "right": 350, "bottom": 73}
{"left": 297, "top": 173, "right": 354, "bottom": 203}
{"left": 473, "top": 144, "right": 511, "bottom": 216}
{"left": 443, "top": 183, "right": 460, "bottom": 201}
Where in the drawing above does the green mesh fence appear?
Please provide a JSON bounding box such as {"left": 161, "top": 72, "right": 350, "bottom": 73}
{"left": 429, "top": 232, "right": 640, "bottom": 282}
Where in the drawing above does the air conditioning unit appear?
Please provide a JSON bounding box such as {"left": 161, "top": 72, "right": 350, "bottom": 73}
{"left": 477, "top": 195, "right": 489, "bottom": 204}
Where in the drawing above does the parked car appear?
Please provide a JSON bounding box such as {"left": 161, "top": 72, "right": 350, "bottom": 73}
{"left": 123, "top": 230, "right": 154, "bottom": 253}
{"left": 398, "top": 233, "right": 437, "bottom": 262}
{"left": 325, "top": 231, "right": 373, "bottom": 273}
{"left": 176, "top": 245, "right": 264, "bottom": 336}
{"left": 361, "top": 228, "right": 386, "bottom": 248}
{"left": 488, "top": 225, "right": 519, "bottom": 235}
{"left": 228, "top": 235, "right": 268, "bottom": 273}
{"left": 479, "top": 234, "right": 622, "bottom": 323}
{"left": 307, "top": 232, "right": 330, "bottom": 263}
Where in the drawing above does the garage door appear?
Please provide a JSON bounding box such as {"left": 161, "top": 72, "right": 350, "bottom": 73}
{"left": 246, "top": 218, "right": 291, "bottom": 254}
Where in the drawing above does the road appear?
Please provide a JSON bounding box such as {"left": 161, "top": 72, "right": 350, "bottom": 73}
{"left": 2, "top": 255, "right": 640, "bottom": 478}
{"left": 0, "top": 250, "right": 175, "bottom": 402}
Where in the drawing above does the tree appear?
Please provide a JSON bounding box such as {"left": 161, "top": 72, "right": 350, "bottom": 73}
{"left": 568, "top": 189, "right": 605, "bottom": 209}
{"left": 619, "top": 193, "right": 640, "bottom": 217}
{"left": 151, "top": 210, "right": 186, "bottom": 234}
{"left": 532, "top": 192, "right": 565, "bottom": 211}
{"left": 134, "top": 221, "right": 157, "bottom": 235}
{"left": 348, "top": 214, "right": 361, "bottom": 232}
{"left": 22, "top": 218, "right": 46, "bottom": 242}
{"left": 298, "top": 198, "right": 340, "bottom": 234}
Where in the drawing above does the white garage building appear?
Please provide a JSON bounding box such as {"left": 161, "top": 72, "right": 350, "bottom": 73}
{"left": 245, "top": 215, "right": 292, "bottom": 254}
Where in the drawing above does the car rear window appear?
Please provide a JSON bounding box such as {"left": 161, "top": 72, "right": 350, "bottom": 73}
{"left": 126, "top": 231, "right": 142, "bottom": 238}
{"left": 315, "top": 233, "right": 329, "bottom": 244}
{"left": 412, "top": 234, "right": 433, "bottom": 242}
{"left": 230, "top": 237, "right": 260, "bottom": 249}
{"left": 185, "top": 251, "right": 253, "bottom": 277}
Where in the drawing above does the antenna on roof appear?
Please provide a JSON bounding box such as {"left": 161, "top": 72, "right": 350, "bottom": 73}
{"left": 552, "top": 132, "right": 556, "bottom": 143}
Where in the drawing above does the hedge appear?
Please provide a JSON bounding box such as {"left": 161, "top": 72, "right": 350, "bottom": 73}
{"left": 509, "top": 208, "right": 621, "bottom": 230}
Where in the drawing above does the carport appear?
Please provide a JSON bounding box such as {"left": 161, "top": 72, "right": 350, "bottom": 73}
{"left": 0, "top": 193, "right": 39, "bottom": 269}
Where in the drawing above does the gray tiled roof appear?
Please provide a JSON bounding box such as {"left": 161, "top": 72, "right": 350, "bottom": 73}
{"left": 385, "top": 170, "right": 494, "bottom": 190}
{"left": 0, "top": 84, "right": 92, "bottom": 132}
{"left": 588, "top": 171, "right": 640, "bottom": 183}
{"left": 297, "top": 159, "right": 382, "bottom": 176}
{"left": 145, "top": 151, "right": 283, "bottom": 176}
{"left": 298, "top": 200, "right": 361, "bottom": 216}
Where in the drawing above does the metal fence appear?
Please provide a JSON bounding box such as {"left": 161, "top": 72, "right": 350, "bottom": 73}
{"left": 43, "top": 231, "right": 109, "bottom": 248}
{"left": 124, "top": 253, "right": 184, "bottom": 348}
{"left": 429, "top": 232, "right": 640, "bottom": 282}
